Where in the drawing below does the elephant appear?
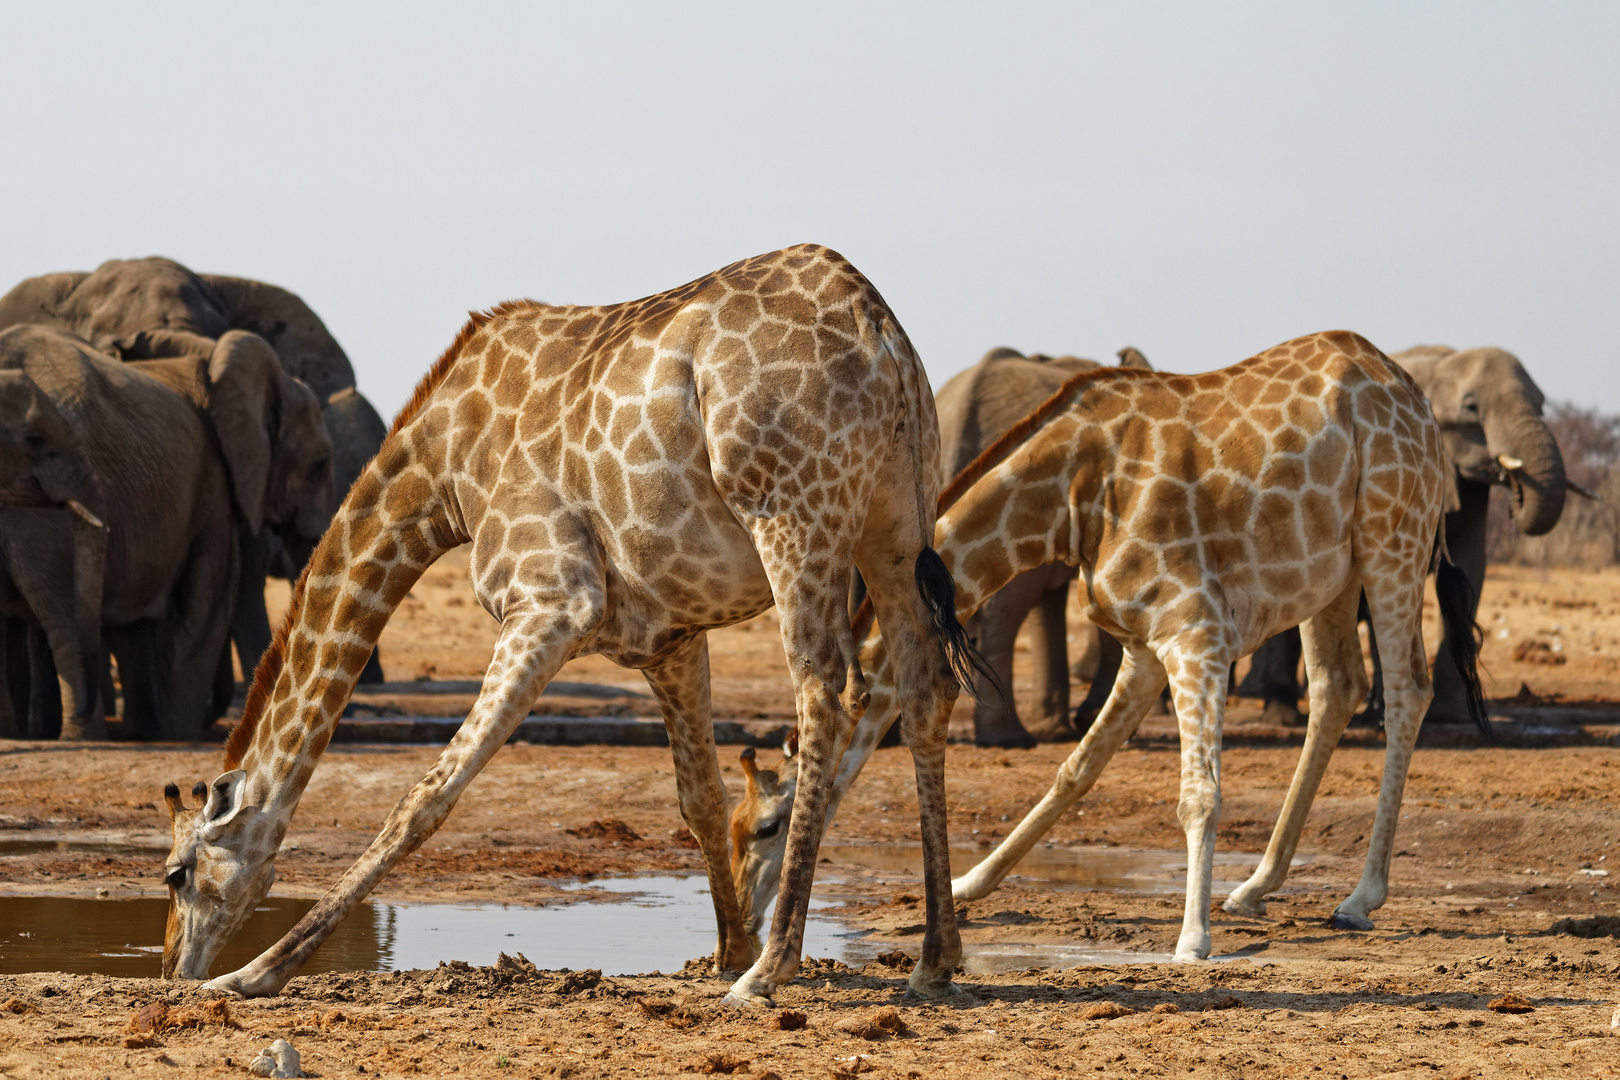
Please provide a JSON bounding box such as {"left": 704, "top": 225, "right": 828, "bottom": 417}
{"left": 1235, "top": 345, "right": 1566, "bottom": 725}
{"left": 0, "top": 257, "right": 386, "bottom": 684}
{"left": 0, "top": 325, "right": 334, "bottom": 740}
{"left": 934, "top": 345, "right": 1152, "bottom": 747}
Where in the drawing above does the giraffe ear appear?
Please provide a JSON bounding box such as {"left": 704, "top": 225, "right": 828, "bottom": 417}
{"left": 200, "top": 770, "right": 249, "bottom": 838}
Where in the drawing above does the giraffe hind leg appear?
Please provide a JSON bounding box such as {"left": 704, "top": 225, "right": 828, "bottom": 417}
{"left": 1333, "top": 573, "right": 1433, "bottom": 930}
{"left": 1225, "top": 579, "right": 1367, "bottom": 916}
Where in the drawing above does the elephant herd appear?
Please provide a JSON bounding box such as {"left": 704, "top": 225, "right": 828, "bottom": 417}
{"left": 0, "top": 258, "right": 387, "bottom": 742}
{"left": 944, "top": 341, "right": 1569, "bottom": 747}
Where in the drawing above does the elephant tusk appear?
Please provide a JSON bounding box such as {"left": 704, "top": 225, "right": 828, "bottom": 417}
{"left": 1566, "top": 478, "right": 1602, "bottom": 501}
{"left": 65, "top": 499, "right": 105, "bottom": 529}
{"left": 1496, "top": 454, "right": 1524, "bottom": 471}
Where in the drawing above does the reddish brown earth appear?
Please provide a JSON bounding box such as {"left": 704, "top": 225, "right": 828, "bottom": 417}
{"left": 1, "top": 563, "right": 1618, "bottom": 1077}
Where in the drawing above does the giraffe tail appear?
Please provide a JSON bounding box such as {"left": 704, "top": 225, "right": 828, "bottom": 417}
{"left": 871, "top": 306, "right": 1000, "bottom": 702}
{"left": 1433, "top": 541, "right": 1490, "bottom": 737}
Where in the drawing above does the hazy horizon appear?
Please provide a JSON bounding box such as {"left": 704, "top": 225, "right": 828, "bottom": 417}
{"left": 3, "top": 4, "right": 1616, "bottom": 419}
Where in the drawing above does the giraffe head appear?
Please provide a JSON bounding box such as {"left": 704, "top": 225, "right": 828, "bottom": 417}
{"left": 729, "top": 743, "right": 798, "bottom": 935}
{"left": 161, "top": 771, "right": 277, "bottom": 979}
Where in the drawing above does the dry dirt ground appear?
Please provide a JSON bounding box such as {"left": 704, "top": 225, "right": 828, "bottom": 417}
{"left": 1, "top": 562, "right": 1619, "bottom": 1077}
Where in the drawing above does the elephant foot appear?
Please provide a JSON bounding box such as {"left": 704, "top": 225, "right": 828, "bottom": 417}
{"left": 973, "top": 721, "right": 1036, "bottom": 750}
{"left": 1330, "top": 908, "right": 1376, "bottom": 932}
{"left": 1023, "top": 711, "right": 1079, "bottom": 744}
{"left": 1259, "top": 698, "right": 1304, "bottom": 728}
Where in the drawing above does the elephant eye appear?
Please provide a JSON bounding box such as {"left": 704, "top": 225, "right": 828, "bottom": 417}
{"left": 165, "top": 866, "right": 188, "bottom": 890}
{"left": 23, "top": 431, "right": 45, "bottom": 450}
{"left": 755, "top": 818, "right": 781, "bottom": 840}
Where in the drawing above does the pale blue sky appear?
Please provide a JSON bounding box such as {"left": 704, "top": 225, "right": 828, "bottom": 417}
{"left": 3, "top": 3, "right": 1615, "bottom": 417}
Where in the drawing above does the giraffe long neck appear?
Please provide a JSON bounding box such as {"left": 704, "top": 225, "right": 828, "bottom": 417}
{"left": 227, "top": 434, "right": 463, "bottom": 827}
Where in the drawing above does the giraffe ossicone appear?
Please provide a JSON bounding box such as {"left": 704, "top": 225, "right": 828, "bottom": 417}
{"left": 731, "top": 330, "right": 1484, "bottom": 960}
{"left": 159, "top": 245, "right": 982, "bottom": 1006}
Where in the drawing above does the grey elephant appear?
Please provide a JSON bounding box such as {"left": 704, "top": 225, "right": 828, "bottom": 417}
{"left": 1236, "top": 344, "right": 1566, "bottom": 724}
{"left": 934, "top": 346, "right": 1152, "bottom": 747}
{"left": 0, "top": 326, "right": 334, "bottom": 740}
{"left": 0, "top": 258, "right": 385, "bottom": 683}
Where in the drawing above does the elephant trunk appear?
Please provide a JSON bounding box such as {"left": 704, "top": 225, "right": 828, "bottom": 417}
{"left": 1489, "top": 405, "right": 1565, "bottom": 537}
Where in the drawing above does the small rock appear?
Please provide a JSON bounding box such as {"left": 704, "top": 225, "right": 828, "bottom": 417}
{"left": 248, "top": 1038, "right": 303, "bottom": 1078}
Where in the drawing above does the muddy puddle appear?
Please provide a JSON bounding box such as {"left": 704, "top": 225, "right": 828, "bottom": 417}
{"left": 0, "top": 877, "right": 871, "bottom": 980}
{"left": 819, "top": 841, "right": 1281, "bottom": 894}
{"left": 0, "top": 844, "right": 1295, "bottom": 979}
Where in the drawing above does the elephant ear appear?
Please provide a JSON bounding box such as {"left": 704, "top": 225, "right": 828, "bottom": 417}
{"left": 207, "top": 331, "right": 288, "bottom": 533}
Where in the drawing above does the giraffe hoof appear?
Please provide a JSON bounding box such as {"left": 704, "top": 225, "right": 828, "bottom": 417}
{"left": 721, "top": 990, "right": 775, "bottom": 1009}
{"left": 199, "top": 977, "right": 245, "bottom": 999}
{"left": 1222, "top": 894, "right": 1266, "bottom": 918}
{"left": 1330, "top": 910, "right": 1375, "bottom": 932}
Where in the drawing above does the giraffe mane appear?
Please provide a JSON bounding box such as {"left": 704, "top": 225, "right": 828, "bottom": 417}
{"left": 851, "top": 363, "right": 1150, "bottom": 643}
{"left": 223, "top": 304, "right": 541, "bottom": 770}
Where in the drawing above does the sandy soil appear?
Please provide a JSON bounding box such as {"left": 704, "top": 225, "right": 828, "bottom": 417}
{"left": 2, "top": 564, "right": 1619, "bottom": 1077}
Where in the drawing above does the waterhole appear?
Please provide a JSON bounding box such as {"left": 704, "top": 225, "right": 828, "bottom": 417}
{"left": 0, "top": 877, "right": 868, "bottom": 979}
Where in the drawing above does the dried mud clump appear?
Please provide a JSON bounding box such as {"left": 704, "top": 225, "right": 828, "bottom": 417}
{"left": 680, "top": 1051, "right": 752, "bottom": 1074}
{"left": 567, "top": 818, "right": 643, "bottom": 842}
{"left": 872, "top": 950, "right": 912, "bottom": 969}
{"left": 1202, "top": 995, "right": 1248, "bottom": 1012}
{"left": 124, "top": 1001, "right": 168, "bottom": 1034}
{"left": 637, "top": 995, "right": 708, "bottom": 1030}
{"left": 1, "top": 998, "right": 37, "bottom": 1015}
{"left": 1550, "top": 915, "right": 1620, "bottom": 938}
{"left": 797, "top": 956, "right": 854, "bottom": 979}
{"left": 772, "top": 1010, "right": 808, "bottom": 1031}
{"left": 1488, "top": 993, "right": 1537, "bottom": 1013}
{"left": 1512, "top": 639, "right": 1566, "bottom": 665}
{"left": 1078, "top": 1001, "right": 1136, "bottom": 1021}
{"left": 835, "top": 1006, "right": 910, "bottom": 1040}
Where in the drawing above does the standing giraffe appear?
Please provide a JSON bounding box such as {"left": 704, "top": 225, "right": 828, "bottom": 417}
{"left": 731, "top": 331, "right": 1484, "bottom": 960}
{"left": 159, "top": 245, "right": 980, "bottom": 1007}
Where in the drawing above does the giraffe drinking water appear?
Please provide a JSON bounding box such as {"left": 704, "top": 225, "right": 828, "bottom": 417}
{"left": 160, "top": 245, "right": 981, "bottom": 1007}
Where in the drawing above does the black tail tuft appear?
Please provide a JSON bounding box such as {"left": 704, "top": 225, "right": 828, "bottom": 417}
{"left": 914, "top": 546, "right": 1003, "bottom": 703}
{"left": 1435, "top": 555, "right": 1490, "bottom": 737}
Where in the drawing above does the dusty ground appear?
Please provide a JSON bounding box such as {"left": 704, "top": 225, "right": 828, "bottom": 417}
{"left": 2, "top": 563, "right": 1619, "bottom": 1077}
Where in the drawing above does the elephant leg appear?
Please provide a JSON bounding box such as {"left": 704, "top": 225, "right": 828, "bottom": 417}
{"left": 969, "top": 572, "right": 1042, "bottom": 749}
{"left": 231, "top": 526, "right": 274, "bottom": 685}
{"left": 1073, "top": 628, "right": 1122, "bottom": 734}
{"left": 1428, "top": 479, "right": 1489, "bottom": 723}
{"left": 1024, "top": 576, "right": 1075, "bottom": 741}
{"left": 358, "top": 647, "right": 385, "bottom": 685}
{"left": 1236, "top": 629, "right": 1304, "bottom": 726}
{"left": 99, "top": 649, "right": 118, "bottom": 725}
{"left": 0, "top": 620, "right": 18, "bottom": 740}
{"left": 167, "top": 533, "right": 239, "bottom": 740}
{"left": 211, "top": 638, "right": 236, "bottom": 721}
{"left": 109, "top": 623, "right": 163, "bottom": 741}
{"left": 26, "top": 627, "right": 61, "bottom": 741}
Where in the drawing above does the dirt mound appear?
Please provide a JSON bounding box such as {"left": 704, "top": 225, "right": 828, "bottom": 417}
{"left": 1549, "top": 914, "right": 1620, "bottom": 938}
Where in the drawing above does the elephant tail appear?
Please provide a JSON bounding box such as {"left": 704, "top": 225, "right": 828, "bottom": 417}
{"left": 1432, "top": 530, "right": 1490, "bottom": 737}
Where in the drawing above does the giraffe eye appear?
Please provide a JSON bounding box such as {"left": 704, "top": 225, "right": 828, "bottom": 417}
{"left": 755, "top": 818, "right": 781, "bottom": 840}
{"left": 165, "top": 866, "right": 188, "bottom": 890}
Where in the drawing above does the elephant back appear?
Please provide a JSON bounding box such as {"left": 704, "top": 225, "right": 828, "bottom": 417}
{"left": 55, "top": 258, "right": 231, "bottom": 355}
{"left": 0, "top": 272, "right": 90, "bottom": 333}
{"left": 936, "top": 348, "right": 1105, "bottom": 483}
{"left": 201, "top": 275, "right": 356, "bottom": 400}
